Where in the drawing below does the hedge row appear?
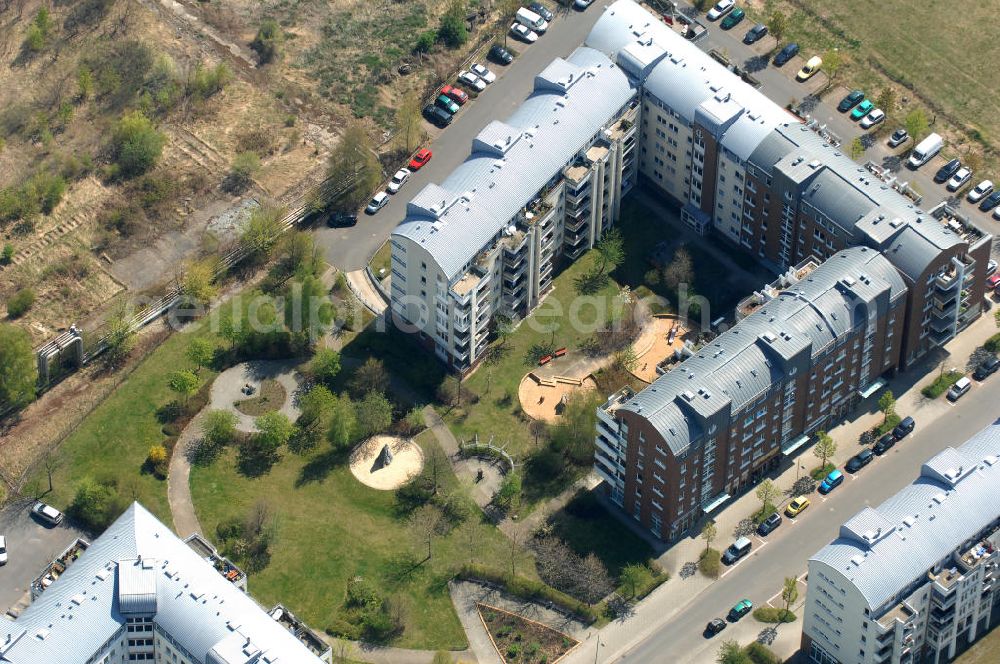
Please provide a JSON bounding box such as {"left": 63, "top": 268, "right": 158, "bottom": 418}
{"left": 457, "top": 564, "right": 598, "bottom": 624}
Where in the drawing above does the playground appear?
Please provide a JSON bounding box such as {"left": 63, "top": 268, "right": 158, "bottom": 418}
{"left": 349, "top": 435, "right": 425, "bottom": 491}
{"left": 629, "top": 315, "right": 690, "bottom": 383}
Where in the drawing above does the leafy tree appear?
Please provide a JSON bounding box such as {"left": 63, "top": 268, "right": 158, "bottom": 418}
{"left": 110, "top": 111, "right": 165, "bottom": 179}
{"left": 437, "top": 0, "right": 469, "bottom": 49}
{"left": 349, "top": 357, "right": 389, "bottom": 399}
{"left": 356, "top": 390, "right": 394, "bottom": 439}
{"left": 310, "top": 348, "right": 342, "bottom": 389}
{"left": 327, "top": 394, "right": 358, "bottom": 450}
{"left": 239, "top": 204, "right": 285, "bottom": 260}
{"left": 550, "top": 391, "right": 602, "bottom": 465}
{"left": 755, "top": 479, "right": 779, "bottom": 513}
{"left": 413, "top": 30, "right": 436, "bottom": 54}
{"left": 186, "top": 338, "right": 215, "bottom": 374}
{"left": 285, "top": 276, "right": 334, "bottom": 345}
{"left": 878, "top": 390, "right": 896, "bottom": 424}
{"left": 255, "top": 411, "right": 295, "bottom": 450}
{"left": 875, "top": 87, "right": 897, "bottom": 116}
{"left": 70, "top": 478, "right": 124, "bottom": 531}
{"left": 596, "top": 227, "right": 625, "bottom": 276}
{"left": 251, "top": 19, "right": 284, "bottom": 64}
{"left": 394, "top": 93, "right": 425, "bottom": 154}
{"left": 904, "top": 109, "right": 930, "bottom": 142}
{"left": 178, "top": 258, "right": 218, "bottom": 307}
{"left": 311, "top": 121, "right": 381, "bottom": 214}
{"left": 701, "top": 520, "right": 717, "bottom": 551}
{"left": 822, "top": 49, "right": 844, "bottom": 83}
{"left": 849, "top": 136, "right": 864, "bottom": 161}
{"left": 278, "top": 231, "right": 320, "bottom": 278}
{"left": 6, "top": 288, "right": 35, "bottom": 318}
{"left": 717, "top": 640, "right": 752, "bottom": 664}
{"left": 167, "top": 369, "right": 199, "bottom": 405}
{"left": 296, "top": 385, "right": 336, "bottom": 439}
{"left": 767, "top": 11, "right": 788, "bottom": 41}
{"left": 0, "top": 323, "right": 37, "bottom": 408}
{"left": 104, "top": 299, "right": 137, "bottom": 366}
{"left": 224, "top": 151, "right": 260, "bottom": 193}
{"left": 782, "top": 576, "right": 799, "bottom": 612}
{"left": 620, "top": 563, "right": 646, "bottom": 599}
{"left": 812, "top": 430, "right": 836, "bottom": 469}
{"left": 202, "top": 409, "right": 237, "bottom": 447}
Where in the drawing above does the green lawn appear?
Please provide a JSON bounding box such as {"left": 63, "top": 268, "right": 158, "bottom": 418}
{"left": 368, "top": 241, "right": 391, "bottom": 281}
{"left": 190, "top": 429, "right": 538, "bottom": 650}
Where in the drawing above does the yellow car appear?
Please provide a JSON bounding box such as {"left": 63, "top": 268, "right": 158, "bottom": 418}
{"left": 785, "top": 496, "right": 811, "bottom": 517}
{"left": 796, "top": 56, "right": 822, "bottom": 81}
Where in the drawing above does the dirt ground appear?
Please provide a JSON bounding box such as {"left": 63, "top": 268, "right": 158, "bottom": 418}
{"left": 630, "top": 315, "right": 689, "bottom": 384}
{"left": 518, "top": 374, "right": 599, "bottom": 424}
{"left": 349, "top": 435, "right": 425, "bottom": 491}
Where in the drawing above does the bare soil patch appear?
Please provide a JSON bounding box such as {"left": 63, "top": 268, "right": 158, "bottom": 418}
{"left": 233, "top": 379, "right": 286, "bottom": 417}
{"left": 477, "top": 602, "right": 578, "bottom": 664}
{"left": 349, "top": 435, "right": 424, "bottom": 491}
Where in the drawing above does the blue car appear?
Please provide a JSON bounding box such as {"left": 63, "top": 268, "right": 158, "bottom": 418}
{"left": 819, "top": 469, "right": 844, "bottom": 495}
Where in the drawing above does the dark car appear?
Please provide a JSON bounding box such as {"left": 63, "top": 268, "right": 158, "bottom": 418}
{"left": 973, "top": 356, "right": 1000, "bottom": 381}
{"left": 838, "top": 90, "right": 865, "bottom": 112}
{"left": 720, "top": 7, "right": 745, "bottom": 29}
{"left": 721, "top": 536, "right": 752, "bottom": 565}
{"left": 327, "top": 212, "right": 357, "bottom": 228}
{"left": 934, "top": 158, "right": 962, "bottom": 184}
{"left": 873, "top": 432, "right": 896, "bottom": 456}
{"left": 757, "top": 512, "right": 782, "bottom": 536}
{"left": 728, "top": 599, "right": 753, "bottom": 622}
{"left": 423, "top": 104, "right": 453, "bottom": 128}
{"left": 892, "top": 416, "right": 915, "bottom": 440}
{"left": 979, "top": 190, "right": 1000, "bottom": 212}
{"left": 743, "top": 23, "right": 768, "bottom": 44}
{"left": 528, "top": 1, "right": 553, "bottom": 21}
{"left": 705, "top": 618, "right": 727, "bottom": 637}
{"left": 845, "top": 449, "right": 874, "bottom": 473}
{"left": 773, "top": 43, "right": 800, "bottom": 67}
{"left": 489, "top": 44, "right": 514, "bottom": 65}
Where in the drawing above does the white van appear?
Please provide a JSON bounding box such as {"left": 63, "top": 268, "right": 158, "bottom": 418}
{"left": 515, "top": 7, "right": 548, "bottom": 33}
{"left": 947, "top": 376, "right": 972, "bottom": 402}
{"left": 908, "top": 132, "right": 943, "bottom": 168}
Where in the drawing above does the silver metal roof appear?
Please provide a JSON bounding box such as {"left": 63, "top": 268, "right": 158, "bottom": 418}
{"left": 811, "top": 420, "right": 1000, "bottom": 612}
{"left": 619, "top": 247, "right": 906, "bottom": 455}
{"left": 392, "top": 47, "right": 636, "bottom": 280}
{"left": 0, "top": 503, "right": 324, "bottom": 664}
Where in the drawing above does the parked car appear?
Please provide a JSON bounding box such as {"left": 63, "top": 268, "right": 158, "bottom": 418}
{"left": 908, "top": 133, "right": 944, "bottom": 168}
{"left": 845, "top": 449, "right": 874, "bottom": 473}
{"left": 893, "top": 416, "right": 915, "bottom": 439}
{"left": 423, "top": 104, "right": 453, "bottom": 128}
{"left": 435, "top": 94, "right": 460, "bottom": 115}
{"left": 818, "top": 469, "right": 845, "bottom": 495}
{"left": 0, "top": 535, "right": 7, "bottom": 565}
{"left": 989, "top": 274, "right": 1000, "bottom": 291}
{"left": 860, "top": 109, "right": 885, "bottom": 129}
{"left": 510, "top": 22, "right": 538, "bottom": 43}
{"left": 470, "top": 62, "right": 496, "bottom": 84}
{"left": 387, "top": 168, "right": 411, "bottom": 194}
{"left": 837, "top": 90, "right": 865, "bottom": 112}
{"left": 757, "top": 512, "right": 782, "bottom": 536}
{"left": 722, "top": 536, "right": 753, "bottom": 565}
{"left": 979, "top": 190, "right": 1000, "bottom": 212}
{"left": 785, "top": 496, "right": 810, "bottom": 517}
{"left": 528, "top": 1, "right": 553, "bottom": 21}
{"left": 773, "top": 42, "right": 800, "bottom": 67}
{"left": 728, "top": 599, "right": 753, "bottom": 621}
{"left": 574, "top": 0, "right": 594, "bottom": 9}
{"left": 850, "top": 99, "right": 874, "bottom": 121}
{"left": 440, "top": 84, "right": 468, "bottom": 105}
{"left": 947, "top": 167, "right": 973, "bottom": 191}
{"left": 873, "top": 432, "right": 896, "bottom": 456}
{"left": 707, "top": 0, "right": 735, "bottom": 21}
{"left": 987, "top": 259, "right": 998, "bottom": 276}
{"left": 743, "top": 23, "right": 767, "bottom": 44}
{"left": 995, "top": 206, "right": 1000, "bottom": 220}
{"left": 515, "top": 7, "right": 548, "bottom": 33}
{"left": 705, "top": 618, "right": 728, "bottom": 636}
{"left": 947, "top": 376, "right": 972, "bottom": 402}
{"left": 796, "top": 56, "right": 822, "bottom": 81}
{"left": 365, "top": 192, "right": 389, "bottom": 215}
{"left": 934, "top": 158, "right": 962, "bottom": 184}
{"left": 458, "top": 70, "right": 487, "bottom": 92}
{"left": 327, "top": 212, "right": 357, "bottom": 228}
{"left": 967, "top": 180, "right": 994, "bottom": 203}
{"left": 973, "top": 356, "right": 1000, "bottom": 381}
{"left": 32, "top": 501, "right": 64, "bottom": 526}
{"left": 489, "top": 44, "right": 514, "bottom": 65}
{"left": 720, "top": 7, "right": 745, "bottom": 29}
{"left": 408, "top": 148, "right": 432, "bottom": 170}
{"left": 888, "top": 128, "right": 909, "bottom": 147}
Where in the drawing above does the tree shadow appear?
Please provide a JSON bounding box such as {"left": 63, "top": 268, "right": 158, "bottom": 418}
{"left": 881, "top": 154, "right": 902, "bottom": 173}
{"left": 236, "top": 441, "right": 281, "bottom": 478}
{"left": 295, "top": 447, "right": 349, "bottom": 486}
{"left": 860, "top": 134, "right": 878, "bottom": 150}
{"left": 742, "top": 55, "right": 768, "bottom": 74}
{"left": 798, "top": 94, "right": 820, "bottom": 114}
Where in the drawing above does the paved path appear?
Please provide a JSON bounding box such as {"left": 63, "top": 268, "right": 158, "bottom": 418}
{"left": 347, "top": 269, "right": 389, "bottom": 315}
{"left": 210, "top": 360, "right": 303, "bottom": 433}
{"left": 167, "top": 409, "right": 206, "bottom": 539}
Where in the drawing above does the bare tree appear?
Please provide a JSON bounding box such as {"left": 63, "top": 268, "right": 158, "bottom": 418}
{"left": 701, "top": 520, "right": 717, "bottom": 551}
{"left": 410, "top": 504, "right": 442, "bottom": 561}
{"left": 42, "top": 450, "right": 63, "bottom": 493}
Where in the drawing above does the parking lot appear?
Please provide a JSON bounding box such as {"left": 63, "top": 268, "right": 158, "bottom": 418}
{"left": 0, "top": 500, "right": 87, "bottom": 615}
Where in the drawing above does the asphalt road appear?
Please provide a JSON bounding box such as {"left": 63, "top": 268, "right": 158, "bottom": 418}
{"left": 0, "top": 501, "right": 87, "bottom": 614}
{"left": 317, "top": 6, "right": 607, "bottom": 271}
{"left": 615, "top": 375, "right": 1000, "bottom": 664}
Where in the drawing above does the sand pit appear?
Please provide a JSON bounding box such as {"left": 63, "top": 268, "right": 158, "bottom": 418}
{"left": 631, "top": 316, "right": 689, "bottom": 383}
{"left": 350, "top": 435, "right": 425, "bottom": 491}
{"left": 519, "top": 374, "right": 598, "bottom": 423}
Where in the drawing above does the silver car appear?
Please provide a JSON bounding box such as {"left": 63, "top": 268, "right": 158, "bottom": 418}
{"left": 32, "top": 501, "right": 64, "bottom": 526}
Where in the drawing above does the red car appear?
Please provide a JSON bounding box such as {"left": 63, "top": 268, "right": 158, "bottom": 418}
{"left": 409, "top": 148, "right": 432, "bottom": 171}
{"left": 988, "top": 274, "right": 1000, "bottom": 290}
{"left": 440, "top": 85, "right": 469, "bottom": 105}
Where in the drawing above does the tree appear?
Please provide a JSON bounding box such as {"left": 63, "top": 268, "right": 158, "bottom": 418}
{"left": 436, "top": 374, "right": 462, "bottom": 407}
{"left": 904, "top": 109, "right": 930, "bottom": 142}
{"left": 42, "top": 450, "right": 62, "bottom": 493}
{"left": 755, "top": 479, "right": 779, "bottom": 513}
{"left": 310, "top": 348, "right": 342, "bottom": 389}
{"left": 349, "top": 357, "right": 389, "bottom": 398}
{"left": 6, "top": 289, "right": 35, "bottom": 318}
{"left": 579, "top": 554, "right": 614, "bottom": 605}
{"left": 285, "top": 276, "right": 334, "bottom": 345}
{"left": 394, "top": 93, "right": 425, "bottom": 154}
{"left": 494, "top": 472, "right": 522, "bottom": 511}
{"left": 77, "top": 66, "right": 94, "bottom": 100}
{"left": 251, "top": 19, "right": 284, "bottom": 64}
{"left": 69, "top": 478, "right": 124, "bottom": 531}
{"left": 782, "top": 576, "right": 799, "bottom": 612}
{"left": 295, "top": 385, "right": 336, "bottom": 450}
{"left": 413, "top": 30, "right": 436, "bottom": 54}
{"left": 701, "top": 520, "right": 717, "bottom": 551}
{"left": 596, "top": 227, "right": 625, "bottom": 276}
{"left": 878, "top": 390, "right": 896, "bottom": 424}
{"left": 356, "top": 390, "right": 394, "bottom": 438}
{"left": 104, "top": 299, "right": 137, "bottom": 366}
{"left": 437, "top": 0, "right": 468, "bottom": 49}
{"left": 410, "top": 504, "right": 442, "bottom": 560}
{"left": 186, "top": 338, "right": 215, "bottom": 374}
{"left": 620, "top": 563, "right": 646, "bottom": 599}
{"left": 0, "top": 323, "right": 37, "bottom": 409}
{"left": 613, "top": 346, "right": 639, "bottom": 373}
{"left": 110, "top": 111, "right": 165, "bottom": 179}
{"left": 767, "top": 11, "right": 788, "bottom": 42}
{"left": 312, "top": 121, "right": 381, "bottom": 214}
{"left": 717, "top": 640, "right": 752, "bottom": 664}
{"left": 278, "top": 231, "right": 320, "bottom": 278}
{"left": 875, "top": 87, "right": 897, "bottom": 117}
{"left": 848, "top": 136, "right": 865, "bottom": 161}
{"left": 822, "top": 49, "right": 844, "bottom": 83}
{"left": 202, "top": 409, "right": 237, "bottom": 447}
{"left": 662, "top": 246, "right": 694, "bottom": 290}
{"left": 225, "top": 151, "right": 260, "bottom": 193}
{"left": 178, "top": 258, "right": 218, "bottom": 307}
{"left": 327, "top": 395, "right": 358, "bottom": 450}
{"left": 812, "top": 430, "right": 836, "bottom": 469}
{"left": 255, "top": 411, "right": 295, "bottom": 450}
{"left": 167, "top": 370, "right": 199, "bottom": 405}
{"left": 239, "top": 204, "right": 285, "bottom": 261}
{"left": 550, "top": 391, "right": 602, "bottom": 465}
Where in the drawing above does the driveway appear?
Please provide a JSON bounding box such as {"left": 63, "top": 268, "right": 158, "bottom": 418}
{"left": 315, "top": 6, "right": 607, "bottom": 272}
{"left": 0, "top": 500, "right": 88, "bottom": 615}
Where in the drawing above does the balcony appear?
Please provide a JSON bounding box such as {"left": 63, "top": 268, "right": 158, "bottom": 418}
{"left": 936, "top": 270, "right": 960, "bottom": 291}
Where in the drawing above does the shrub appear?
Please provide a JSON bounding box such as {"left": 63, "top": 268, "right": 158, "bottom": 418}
{"left": 69, "top": 478, "right": 125, "bottom": 531}
{"left": 188, "top": 62, "right": 232, "bottom": 100}
{"left": 223, "top": 151, "right": 260, "bottom": 193}
{"left": 752, "top": 607, "right": 797, "bottom": 623}
{"left": 6, "top": 289, "right": 35, "bottom": 318}
{"left": 147, "top": 444, "right": 169, "bottom": 478}
{"left": 1, "top": 243, "right": 13, "bottom": 264}
{"left": 110, "top": 111, "right": 165, "bottom": 179}
{"left": 920, "top": 370, "right": 964, "bottom": 399}
{"left": 414, "top": 30, "right": 436, "bottom": 53}
{"left": 251, "top": 19, "right": 283, "bottom": 64}
{"left": 745, "top": 642, "right": 783, "bottom": 664}
{"left": 699, "top": 548, "right": 721, "bottom": 579}
{"left": 810, "top": 463, "right": 836, "bottom": 480}
{"left": 346, "top": 576, "right": 381, "bottom": 610}
{"left": 984, "top": 332, "right": 1000, "bottom": 354}
{"left": 456, "top": 564, "right": 598, "bottom": 623}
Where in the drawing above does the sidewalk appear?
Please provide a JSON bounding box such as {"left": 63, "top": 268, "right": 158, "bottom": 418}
{"left": 347, "top": 269, "right": 389, "bottom": 315}
{"left": 561, "top": 310, "right": 1000, "bottom": 663}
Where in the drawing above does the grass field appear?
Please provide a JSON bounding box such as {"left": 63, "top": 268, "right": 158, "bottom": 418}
{"left": 190, "top": 429, "right": 538, "bottom": 650}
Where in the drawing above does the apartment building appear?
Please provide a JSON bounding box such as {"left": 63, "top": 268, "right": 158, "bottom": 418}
{"left": 803, "top": 423, "right": 1000, "bottom": 664}
{"left": 0, "top": 503, "right": 329, "bottom": 664}
{"left": 389, "top": 46, "right": 639, "bottom": 372}
{"left": 595, "top": 247, "right": 908, "bottom": 539}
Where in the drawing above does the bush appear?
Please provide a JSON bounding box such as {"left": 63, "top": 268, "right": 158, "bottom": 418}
{"left": 346, "top": 576, "right": 381, "bottom": 610}
{"left": 984, "top": 332, "right": 1000, "bottom": 354}
{"left": 699, "top": 548, "right": 721, "bottom": 579}
{"left": 6, "top": 289, "right": 35, "bottom": 318}
{"left": 69, "top": 478, "right": 125, "bottom": 532}
{"left": 110, "top": 111, "right": 165, "bottom": 179}
{"left": 920, "top": 370, "right": 964, "bottom": 399}
{"left": 810, "top": 463, "right": 836, "bottom": 480}
{"left": 456, "top": 564, "right": 598, "bottom": 623}
{"left": 876, "top": 412, "right": 901, "bottom": 436}
{"left": 745, "top": 642, "right": 783, "bottom": 664}
{"left": 251, "top": 19, "right": 283, "bottom": 64}
{"left": 146, "top": 444, "right": 169, "bottom": 478}
{"left": 1, "top": 243, "right": 13, "bottom": 264}
{"left": 223, "top": 151, "right": 260, "bottom": 193}
{"left": 414, "top": 30, "right": 436, "bottom": 53}
{"left": 752, "top": 607, "right": 797, "bottom": 623}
